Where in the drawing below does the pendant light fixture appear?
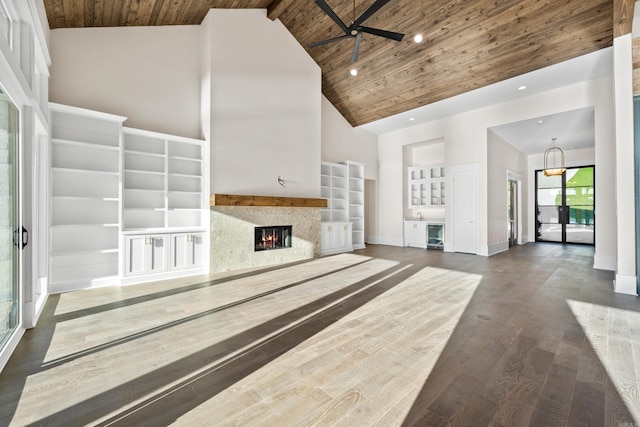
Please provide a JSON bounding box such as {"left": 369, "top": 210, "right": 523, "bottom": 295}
{"left": 543, "top": 137, "right": 566, "bottom": 176}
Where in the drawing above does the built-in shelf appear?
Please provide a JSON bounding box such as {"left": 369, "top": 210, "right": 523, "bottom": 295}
{"left": 49, "top": 103, "right": 126, "bottom": 289}
{"left": 49, "top": 103, "right": 208, "bottom": 291}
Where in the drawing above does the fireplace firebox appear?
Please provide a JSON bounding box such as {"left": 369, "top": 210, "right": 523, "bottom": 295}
{"left": 255, "top": 225, "right": 292, "bottom": 251}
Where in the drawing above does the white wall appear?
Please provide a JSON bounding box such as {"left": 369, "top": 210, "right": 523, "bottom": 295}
{"left": 378, "top": 75, "right": 615, "bottom": 262}
{"left": 487, "top": 131, "right": 528, "bottom": 252}
{"left": 49, "top": 25, "right": 202, "bottom": 139}
{"left": 321, "top": 95, "right": 377, "bottom": 180}
{"left": 204, "top": 9, "right": 321, "bottom": 198}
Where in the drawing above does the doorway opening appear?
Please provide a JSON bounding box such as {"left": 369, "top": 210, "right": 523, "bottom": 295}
{"left": 535, "top": 165, "right": 595, "bottom": 245}
{"left": 508, "top": 179, "right": 518, "bottom": 247}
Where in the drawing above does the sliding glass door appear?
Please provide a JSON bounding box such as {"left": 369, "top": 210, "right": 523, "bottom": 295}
{"left": 535, "top": 166, "right": 595, "bottom": 245}
{"left": 0, "top": 88, "right": 19, "bottom": 351}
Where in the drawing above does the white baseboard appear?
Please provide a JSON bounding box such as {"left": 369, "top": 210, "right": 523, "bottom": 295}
{"left": 365, "top": 235, "right": 378, "bottom": 244}
{"left": 614, "top": 274, "right": 638, "bottom": 295}
{"left": 488, "top": 241, "right": 509, "bottom": 256}
{"left": 377, "top": 237, "right": 405, "bottom": 247}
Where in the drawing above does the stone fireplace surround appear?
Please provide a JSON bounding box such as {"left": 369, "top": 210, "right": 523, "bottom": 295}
{"left": 209, "top": 194, "right": 325, "bottom": 273}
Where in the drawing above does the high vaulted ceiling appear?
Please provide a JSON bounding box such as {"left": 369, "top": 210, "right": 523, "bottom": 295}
{"left": 43, "top": 0, "right": 627, "bottom": 128}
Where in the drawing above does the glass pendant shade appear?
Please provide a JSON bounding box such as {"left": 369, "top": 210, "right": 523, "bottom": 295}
{"left": 543, "top": 139, "right": 566, "bottom": 176}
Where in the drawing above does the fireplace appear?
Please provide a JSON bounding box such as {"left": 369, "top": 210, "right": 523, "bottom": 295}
{"left": 255, "top": 225, "right": 292, "bottom": 251}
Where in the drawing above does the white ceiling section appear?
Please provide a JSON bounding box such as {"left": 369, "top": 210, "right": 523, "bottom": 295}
{"left": 359, "top": 47, "right": 612, "bottom": 155}
{"left": 489, "top": 107, "right": 595, "bottom": 155}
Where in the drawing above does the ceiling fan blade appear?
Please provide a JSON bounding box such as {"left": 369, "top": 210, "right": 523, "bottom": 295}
{"left": 351, "top": 32, "right": 362, "bottom": 63}
{"left": 314, "top": 0, "right": 349, "bottom": 34}
{"left": 360, "top": 26, "right": 405, "bottom": 41}
{"left": 307, "top": 34, "right": 352, "bottom": 49}
{"left": 350, "top": 0, "right": 392, "bottom": 30}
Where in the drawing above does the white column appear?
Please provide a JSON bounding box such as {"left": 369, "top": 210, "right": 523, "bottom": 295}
{"left": 613, "top": 34, "right": 638, "bottom": 295}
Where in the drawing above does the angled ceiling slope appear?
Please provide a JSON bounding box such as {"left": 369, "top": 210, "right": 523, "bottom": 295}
{"left": 44, "top": 0, "right": 615, "bottom": 127}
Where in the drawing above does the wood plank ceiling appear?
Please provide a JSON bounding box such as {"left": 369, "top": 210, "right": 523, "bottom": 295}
{"left": 44, "top": 0, "right": 616, "bottom": 127}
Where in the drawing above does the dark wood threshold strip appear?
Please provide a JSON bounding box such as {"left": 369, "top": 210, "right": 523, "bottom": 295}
{"left": 210, "top": 194, "right": 327, "bottom": 208}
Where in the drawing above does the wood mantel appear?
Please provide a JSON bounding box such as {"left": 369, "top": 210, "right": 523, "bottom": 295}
{"left": 210, "top": 194, "right": 327, "bottom": 208}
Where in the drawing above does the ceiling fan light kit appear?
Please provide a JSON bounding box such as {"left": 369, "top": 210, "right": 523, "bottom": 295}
{"left": 308, "top": 0, "right": 405, "bottom": 64}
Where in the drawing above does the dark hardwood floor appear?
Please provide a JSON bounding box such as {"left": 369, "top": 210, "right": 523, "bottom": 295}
{"left": 0, "top": 243, "right": 639, "bottom": 426}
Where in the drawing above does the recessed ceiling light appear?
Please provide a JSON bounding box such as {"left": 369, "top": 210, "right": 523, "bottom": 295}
{"left": 518, "top": 85, "right": 527, "bottom": 90}
{"left": 409, "top": 117, "right": 415, "bottom": 121}
{"left": 350, "top": 68, "right": 358, "bottom": 76}
{"left": 413, "top": 34, "right": 423, "bottom": 43}
{"left": 538, "top": 120, "right": 544, "bottom": 124}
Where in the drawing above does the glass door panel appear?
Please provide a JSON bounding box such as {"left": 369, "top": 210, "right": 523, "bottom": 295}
{"left": 565, "top": 167, "right": 594, "bottom": 244}
{"left": 0, "top": 88, "right": 19, "bottom": 351}
{"left": 536, "top": 173, "right": 563, "bottom": 242}
{"left": 535, "top": 166, "right": 594, "bottom": 245}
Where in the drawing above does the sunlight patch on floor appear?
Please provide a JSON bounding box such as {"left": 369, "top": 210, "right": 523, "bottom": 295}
{"left": 174, "top": 266, "right": 483, "bottom": 425}
{"left": 566, "top": 299, "right": 640, "bottom": 424}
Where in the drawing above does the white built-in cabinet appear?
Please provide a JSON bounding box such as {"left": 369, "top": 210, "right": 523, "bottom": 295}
{"left": 320, "top": 222, "right": 353, "bottom": 256}
{"left": 124, "top": 234, "right": 169, "bottom": 276}
{"left": 408, "top": 164, "right": 445, "bottom": 208}
{"left": 49, "top": 104, "right": 208, "bottom": 291}
{"left": 404, "top": 220, "right": 428, "bottom": 249}
{"left": 49, "top": 104, "right": 126, "bottom": 289}
{"left": 170, "top": 232, "right": 205, "bottom": 270}
{"left": 124, "top": 232, "right": 205, "bottom": 277}
{"left": 320, "top": 160, "right": 365, "bottom": 255}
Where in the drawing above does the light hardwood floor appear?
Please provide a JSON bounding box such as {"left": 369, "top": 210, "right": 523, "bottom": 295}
{"left": 1, "top": 243, "right": 639, "bottom": 426}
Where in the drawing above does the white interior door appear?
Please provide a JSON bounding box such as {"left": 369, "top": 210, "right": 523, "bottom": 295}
{"left": 452, "top": 163, "right": 479, "bottom": 254}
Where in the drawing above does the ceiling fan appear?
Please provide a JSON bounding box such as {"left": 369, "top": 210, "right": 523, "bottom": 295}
{"left": 308, "top": 0, "right": 405, "bottom": 63}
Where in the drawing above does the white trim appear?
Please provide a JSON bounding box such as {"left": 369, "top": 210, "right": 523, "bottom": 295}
{"left": 488, "top": 241, "right": 509, "bottom": 256}
{"left": 614, "top": 273, "right": 638, "bottom": 295}
{"left": 377, "top": 237, "right": 404, "bottom": 247}
{"left": 0, "top": 327, "right": 24, "bottom": 372}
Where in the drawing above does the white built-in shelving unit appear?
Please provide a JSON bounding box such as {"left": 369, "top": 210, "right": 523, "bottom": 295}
{"left": 49, "top": 103, "right": 126, "bottom": 289}
{"left": 320, "top": 160, "right": 366, "bottom": 255}
{"left": 122, "top": 128, "right": 205, "bottom": 231}
{"left": 321, "top": 161, "right": 348, "bottom": 223}
{"left": 408, "top": 164, "right": 445, "bottom": 209}
{"left": 49, "top": 104, "right": 208, "bottom": 292}
{"left": 344, "top": 161, "right": 365, "bottom": 249}
{"left": 121, "top": 128, "right": 207, "bottom": 284}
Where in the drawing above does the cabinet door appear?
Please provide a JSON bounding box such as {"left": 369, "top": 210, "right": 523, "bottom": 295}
{"left": 171, "top": 233, "right": 190, "bottom": 270}
{"left": 191, "top": 233, "right": 205, "bottom": 267}
{"left": 149, "top": 234, "right": 168, "bottom": 274}
{"left": 125, "top": 235, "right": 147, "bottom": 276}
{"left": 321, "top": 224, "right": 335, "bottom": 252}
{"left": 171, "top": 232, "right": 205, "bottom": 270}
